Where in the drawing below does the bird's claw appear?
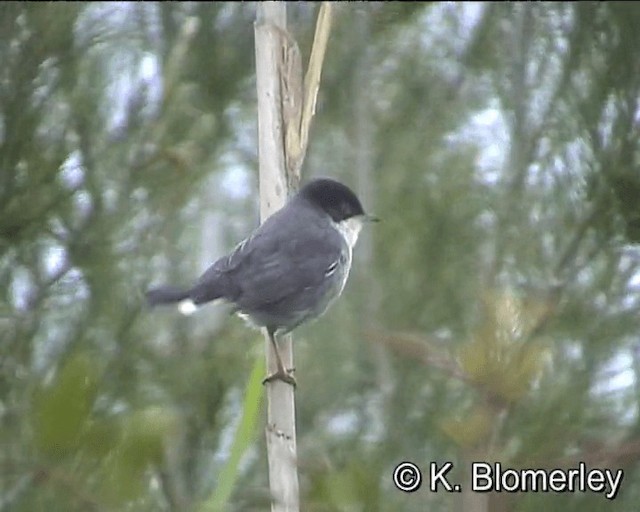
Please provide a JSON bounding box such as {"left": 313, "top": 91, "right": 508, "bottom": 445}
{"left": 262, "top": 367, "right": 297, "bottom": 387}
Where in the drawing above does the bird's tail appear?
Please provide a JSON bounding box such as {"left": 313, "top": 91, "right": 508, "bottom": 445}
{"left": 146, "top": 285, "right": 191, "bottom": 306}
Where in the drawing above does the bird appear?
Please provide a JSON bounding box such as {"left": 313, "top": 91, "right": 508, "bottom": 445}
{"left": 145, "top": 177, "right": 377, "bottom": 386}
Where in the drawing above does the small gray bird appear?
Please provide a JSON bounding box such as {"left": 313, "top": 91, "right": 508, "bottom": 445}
{"left": 146, "top": 178, "right": 377, "bottom": 386}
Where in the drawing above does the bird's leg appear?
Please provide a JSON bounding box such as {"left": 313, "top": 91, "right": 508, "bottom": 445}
{"left": 263, "top": 328, "right": 297, "bottom": 387}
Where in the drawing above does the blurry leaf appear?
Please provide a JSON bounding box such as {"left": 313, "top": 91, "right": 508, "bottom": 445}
{"left": 98, "top": 446, "right": 148, "bottom": 506}
{"left": 32, "top": 352, "right": 100, "bottom": 458}
{"left": 97, "top": 406, "right": 180, "bottom": 506}
{"left": 200, "top": 354, "right": 265, "bottom": 512}
{"left": 439, "top": 405, "right": 493, "bottom": 448}
{"left": 458, "top": 289, "right": 549, "bottom": 402}
{"left": 121, "top": 406, "right": 180, "bottom": 466}
{"left": 308, "top": 460, "right": 382, "bottom": 512}
{"left": 79, "top": 418, "right": 119, "bottom": 457}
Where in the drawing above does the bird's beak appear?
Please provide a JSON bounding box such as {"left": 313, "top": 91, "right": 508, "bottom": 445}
{"left": 363, "top": 214, "right": 380, "bottom": 223}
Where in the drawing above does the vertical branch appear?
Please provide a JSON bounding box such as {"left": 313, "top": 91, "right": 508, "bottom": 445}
{"left": 283, "top": 3, "right": 334, "bottom": 180}
{"left": 254, "top": 4, "right": 332, "bottom": 510}
{"left": 254, "top": 4, "right": 299, "bottom": 512}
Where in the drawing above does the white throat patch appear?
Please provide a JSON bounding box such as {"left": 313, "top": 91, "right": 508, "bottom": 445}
{"left": 335, "top": 216, "right": 363, "bottom": 250}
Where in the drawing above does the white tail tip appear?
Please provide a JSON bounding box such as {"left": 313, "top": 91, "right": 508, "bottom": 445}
{"left": 178, "top": 299, "right": 197, "bottom": 316}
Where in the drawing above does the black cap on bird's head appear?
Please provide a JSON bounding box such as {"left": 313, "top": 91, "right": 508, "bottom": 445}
{"left": 298, "top": 178, "right": 378, "bottom": 223}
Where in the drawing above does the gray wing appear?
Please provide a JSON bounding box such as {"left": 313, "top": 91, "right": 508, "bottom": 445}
{"left": 201, "top": 204, "right": 344, "bottom": 312}
{"left": 189, "top": 203, "right": 344, "bottom": 311}
{"left": 237, "top": 219, "right": 343, "bottom": 308}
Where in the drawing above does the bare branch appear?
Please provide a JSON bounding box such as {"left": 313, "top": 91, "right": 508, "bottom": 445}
{"left": 255, "top": 4, "right": 299, "bottom": 511}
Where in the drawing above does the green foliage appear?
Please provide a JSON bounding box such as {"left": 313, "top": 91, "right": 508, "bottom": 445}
{"left": 200, "top": 355, "right": 265, "bottom": 512}
{"left": 32, "top": 352, "right": 101, "bottom": 458}
{"left": 97, "top": 407, "right": 180, "bottom": 505}
{"left": 440, "top": 405, "right": 493, "bottom": 449}
{"left": 306, "top": 459, "right": 383, "bottom": 512}
{"left": 458, "top": 289, "right": 549, "bottom": 403}
{"left": 3, "top": 2, "right": 640, "bottom": 512}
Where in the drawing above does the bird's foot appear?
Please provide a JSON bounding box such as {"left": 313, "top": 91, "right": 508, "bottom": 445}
{"left": 262, "top": 367, "right": 297, "bottom": 387}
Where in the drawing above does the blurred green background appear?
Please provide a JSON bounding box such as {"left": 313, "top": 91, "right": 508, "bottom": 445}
{"left": 2, "top": 2, "right": 640, "bottom": 511}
